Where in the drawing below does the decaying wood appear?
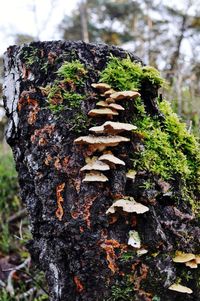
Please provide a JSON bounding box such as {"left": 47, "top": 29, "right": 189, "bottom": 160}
{"left": 3, "top": 41, "right": 200, "bottom": 301}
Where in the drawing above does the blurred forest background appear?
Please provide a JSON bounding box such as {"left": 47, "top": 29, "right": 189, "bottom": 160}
{"left": 0, "top": 0, "right": 200, "bottom": 300}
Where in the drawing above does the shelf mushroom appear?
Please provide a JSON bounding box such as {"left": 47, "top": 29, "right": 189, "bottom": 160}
{"left": 106, "top": 197, "right": 149, "bottom": 215}
{"left": 88, "top": 108, "right": 119, "bottom": 117}
{"left": 89, "top": 121, "right": 137, "bottom": 134}
{"left": 173, "top": 251, "right": 200, "bottom": 269}
{"left": 80, "top": 157, "right": 110, "bottom": 171}
{"left": 110, "top": 90, "right": 141, "bottom": 100}
{"left": 83, "top": 171, "right": 108, "bottom": 182}
{"left": 98, "top": 152, "right": 125, "bottom": 166}
{"left": 91, "top": 83, "right": 111, "bottom": 92}
{"left": 74, "top": 135, "right": 130, "bottom": 151}
{"left": 168, "top": 283, "right": 193, "bottom": 294}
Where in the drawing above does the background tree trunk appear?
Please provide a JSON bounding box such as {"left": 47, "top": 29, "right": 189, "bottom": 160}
{"left": 3, "top": 41, "right": 200, "bottom": 301}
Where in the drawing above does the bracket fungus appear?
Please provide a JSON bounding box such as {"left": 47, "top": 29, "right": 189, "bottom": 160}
{"left": 172, "top": 252, "right": 195, "bottom": 263}
{"left": 89, "top": 121, "right": 137, "bottom": 134}
{"left": 74, "top": 135, "right": 130, "bottom": 151}
{"left": 106, "top": 198, "right": 149, "bottom": 215}
{"left": 128, "top": 230, "right": 141, "bottom": 248}
{"left": 98, "top": 153, "right": 125, "bottom": 166}
{"left": 173, "top": 252, "right": 200, "bottom": 269}
{"left": 80, "top": 157, "right": 110, "bottom": 171}
{"left": 126, "top": 170, "right": 137, "bottom": 180}
{"left": 88, "top": 108, "right": 119, "bottom": 117}
{"left": 108, "top": 103, "right": 125, "bottom": 111}
{"left": 168, "top": 283, "right": 193, "bottom": 294}
{"left": 110, "top": 90, "right": 141, "bottom": 101}
{"left": 91, "top": 83, "right": 111, "bottom": 92}
{"left": 103, "top": 89, "right": 116, "bottom": 97}
{"left": 83, "top": 171, "right": 109, "bottom": 182}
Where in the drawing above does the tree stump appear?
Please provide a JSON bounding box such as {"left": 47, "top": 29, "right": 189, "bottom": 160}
{"left": 3, "top": 41, "right": 200, "bottom": 301}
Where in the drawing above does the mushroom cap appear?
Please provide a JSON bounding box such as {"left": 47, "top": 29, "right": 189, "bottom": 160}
{"left": 126, "top": 170, "right": 137, "bottom": 180}
{"left": 168, "top": 283, "right": 193, "bottom": 294}
{"left": 89, "top": 121, "right": 137, "bottom": 134}
{"left": 91, "top": 83, "right": 111, "bottom": 92}
{"left": 185, "top": 260, "right": 198, "bottom": 269}
{"left": 98, "top": 153, "right": 125, "bottom": 166}
{"left": 83, "top": 171, "right": 108, "bottom": 182}
{"left": 108, "top": 103, "right": 125, "bottom": 111}
{"left": 81, "top": 157, "right": 110, "bottom": 171}
{"left": 88, "top": 108, "right": 119, "bottom": 117}
{"left": 103, "top": 89, "right": 116, "bottom": 97}
{"left": 195, "top": 255, "right": 200, "bottom": 264}
{"left": 106, "top": 198, "right": 149, "bottom": 215}
{"left": 137, "top": 249, "right": 148, "bottom": 256}
{"left": 110, "top": 91, "right": 141, "bottom": 100}
{"left": 128, "top": 230, "right": 141, "bottom": 248}
{"left": 173, "top": 252, "right": 195, "bottom": 263}
{"left": 74, "top": 135, "right": 130, "bottom": 147}
{"left": 96, "top": 101, "right": 109, "bottom": 107}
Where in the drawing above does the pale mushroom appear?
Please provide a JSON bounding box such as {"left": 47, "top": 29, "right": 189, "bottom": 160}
{"left": 168, "top": 283, "right": 193, "bottom": 294}
{"left": 74, "top": 135, "right": 130, "bottom": 151}
{"left": 195, "top": 255, "right": 200, "bottom": 264}
{"left": 173, "top": 252, "right": 195, "bottom": 263}
{"left": 137, "top": 249, "right": 148, "bottom": 256}
{"left": 81, "top": 157, "right": 110, "bottom": 171}
{"left": 83, "top": 171, "right": 108, "bottom": 182}
{"left": 91, "top": 83, "right": 111, "bottom": 92}
{"left": 103, "top": 89, "right": 116, "bottom": 97}
{"left": 96, "top": 100, "right": 109, "bottom": 107}
{"left": 128, "top": 230, "right": 141, "bottom": 248}
{"left": 106, "top": 198, "right": 149, "bottom": 215}
{"left": 89, "top": 121, "right": 137, "bottom": 134}
{"left": 108, "top": 103, "right": 125, "bottom": 111}
{"left": 98, "top": 153, "right": 125, "bottom": 166}
{"left": 185, "top": 260, "right": 198, "bottom": 269}
{"left": 88, "top": 108, "right": 119, "bottom": 117}
{"left": 126, "top": 170, "right": 137, "bottom": 180}
{"left": 110, "top": 91, "right": 141, "bottom": 101}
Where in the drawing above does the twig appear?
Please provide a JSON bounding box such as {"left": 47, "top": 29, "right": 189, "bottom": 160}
{"left": 6, "top": 257, "right": 31, "bottom": 296}
{"left": 8, "top": 208, "right": 27, "bottom": 223}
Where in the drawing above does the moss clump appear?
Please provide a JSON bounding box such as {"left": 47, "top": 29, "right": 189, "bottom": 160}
{"left": 107, "top": 277, "right": 135, "bottom": 301}
{"left": 21, "top": 46, "right": 41, "bottom": 67}
{"left": 57, "top": 60, "right": 87, "bottom": 87}
{"left": 99, "top": 55, "right": 164, "bottom": 91}
{"left": 99, "top": 55, "right": 200, "bottom": 211}
{"left": 43, "top": 60, "right": 87, "bottom": 113}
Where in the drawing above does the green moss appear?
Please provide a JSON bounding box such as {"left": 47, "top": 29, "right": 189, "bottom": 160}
{"left": 107, "top": 277, "right": 135, "bottom": 301}
{"left": 99, "top": 55, "right": 200, "bottom": 211}
{"left": 22, "top": 46, "right": 40, "bottom": 67}
{"left": 57, "top": 60, "right": 87, "bottom": 87}
{"left": 99, "top": 55, "right": 164, "bottom": 91}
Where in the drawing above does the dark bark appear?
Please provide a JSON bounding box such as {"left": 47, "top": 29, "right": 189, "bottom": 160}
{"left": 3, "top": 41, "right": 200, "bottom": 301}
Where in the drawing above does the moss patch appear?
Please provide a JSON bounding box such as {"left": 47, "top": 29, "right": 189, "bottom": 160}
{"left": 99, "top": 55, "right": 200, "bottom": 212}
{"left": 99, "top": 55, "right": 164, "bottom": 91}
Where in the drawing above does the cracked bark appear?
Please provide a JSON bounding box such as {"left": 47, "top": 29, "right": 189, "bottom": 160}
{"left": 3, "top": 41, "right": 200, "bottom": 301}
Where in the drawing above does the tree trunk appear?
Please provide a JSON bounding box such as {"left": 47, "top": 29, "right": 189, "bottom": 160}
{"left": 3, "top": 41, "right": 200, "bottom": 301}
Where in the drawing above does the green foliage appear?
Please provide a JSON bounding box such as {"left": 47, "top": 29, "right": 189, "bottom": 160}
{"left": 142, "top": 66, "right": 165, "bottom": 86}
{"left": 21, "top": 46, "right": 40, "bottom": 67}
{"left": 45, "top": 60, "right": 86, "bottom": 114}
{"left": 100, "top": 55, "right": 143, "bottom": 91}
{"left": 57, "top": 60, "right": 87, "bottom": 86}
{"left": 0, "top": 149, "right": 18, "bottom": 213}
{"left": 99, "top": 56, "right": 200, "bottom": 210}
{"left": 0, "top": 290, "right": 15, "bottom": 301}
{"left": 107, "top": 278, "right": 134, "bottom": 301}
{"left": 100, "top": 55, "right": 164, "bottom": 91}
{"left": 63, "top": 92, "right": 84, "bottom": 108}
{"left": 152, "top": 296, "right": 161, "bottom": 301}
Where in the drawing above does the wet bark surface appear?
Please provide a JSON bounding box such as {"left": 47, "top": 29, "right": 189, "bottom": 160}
{"left": 3, "top": 41, "right": 200, "bottom": 301}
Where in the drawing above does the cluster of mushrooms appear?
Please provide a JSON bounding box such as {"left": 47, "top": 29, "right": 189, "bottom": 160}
{"left": 74, "top": 82, "right": 140, "bottom": 182}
